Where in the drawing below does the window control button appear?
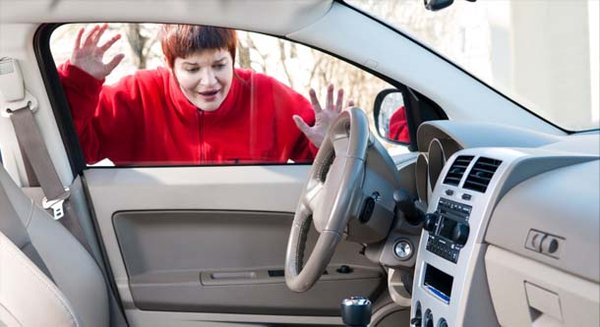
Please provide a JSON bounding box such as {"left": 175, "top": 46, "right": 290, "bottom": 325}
{"left": 525, "top": 229, "right": 545, "bottom": 252}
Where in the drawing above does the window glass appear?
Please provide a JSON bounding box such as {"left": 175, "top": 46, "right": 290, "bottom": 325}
{"left": 347, "top": 0, "right": 600, "bottom": 131}
{"left": 50, "top": 23, "right": 399, "bottom": 167}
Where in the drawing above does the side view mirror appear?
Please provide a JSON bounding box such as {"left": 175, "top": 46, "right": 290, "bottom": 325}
{"left": 424, "top": 0, "right": 477, "bottom": 12}
{"left": 424, "top": 0, "right": 454, "bottom": 11}
{"left": 373, "top": 89, "right": 412, "bottom": 145}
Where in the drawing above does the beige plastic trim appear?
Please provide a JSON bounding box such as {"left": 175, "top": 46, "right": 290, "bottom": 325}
{"left": 486, "top": 246, "right": 599, "bottom": 327}
{"left": 486, "top": 158, "right": 599, "bottom": 283}
{"left": 387, "top": 268, "right": 411, "bottom": 307}
{"left": 0, "top": 0, "right": 332, "bottom": 36}
{"left": 417, "top": 121, "right": 562, "bottom": 152}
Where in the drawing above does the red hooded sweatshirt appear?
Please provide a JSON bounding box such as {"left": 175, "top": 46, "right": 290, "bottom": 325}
{"left": 387, "top": 106, "right": 409, "bottom": 143}
{"left": 58, "top": 62, "right": 317, "bottom": 165}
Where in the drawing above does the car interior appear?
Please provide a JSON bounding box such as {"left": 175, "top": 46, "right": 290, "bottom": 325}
{"left": 0, "top": 0, "right": 598, "bottom": 326}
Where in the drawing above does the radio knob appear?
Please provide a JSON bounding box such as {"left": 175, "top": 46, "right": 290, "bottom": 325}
{"left": 452, "top": 223, "right": 470, "bottom": 245}
{"left": 423, "top": 213, "right": 438, "bottom": 232}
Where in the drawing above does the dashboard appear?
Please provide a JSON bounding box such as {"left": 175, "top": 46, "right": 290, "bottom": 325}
{"left": 382, "top": 121, "right": 599, "bottom": 326}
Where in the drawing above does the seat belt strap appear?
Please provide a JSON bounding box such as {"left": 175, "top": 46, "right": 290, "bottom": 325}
{"left": 9, "top": 106, "right": 64, "bottom": 199}
{"left": 8, "top": 105, "right": 92, "bottom": 252}
{"left": 16, "top": 140, "right": 40, "bottom": 187}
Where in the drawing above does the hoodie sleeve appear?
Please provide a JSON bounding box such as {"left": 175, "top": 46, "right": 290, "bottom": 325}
{"left": 57, "top": 61, "right": 146, "bottom": 164}
{"left": 255, "top": 71, "right": 317, "bottom": 163}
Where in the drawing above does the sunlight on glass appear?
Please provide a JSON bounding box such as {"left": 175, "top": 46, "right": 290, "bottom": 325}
{"left": 347, "top": 0, "right": 599, "bottom": 131}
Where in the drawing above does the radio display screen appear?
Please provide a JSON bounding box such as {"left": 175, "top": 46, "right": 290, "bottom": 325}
{"left": 439, "top": 217, "right": 457, "bottom": 239}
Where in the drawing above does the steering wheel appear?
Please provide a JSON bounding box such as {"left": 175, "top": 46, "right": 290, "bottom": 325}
{"left": 285, "top": 108, "right": 370, "bottom": 293}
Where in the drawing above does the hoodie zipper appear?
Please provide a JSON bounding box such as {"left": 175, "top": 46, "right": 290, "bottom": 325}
{"left": 197, "top": 110, "right": 205, "bottom": 162}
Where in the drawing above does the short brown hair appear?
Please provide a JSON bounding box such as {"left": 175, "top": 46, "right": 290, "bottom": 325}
{"left": 160, "top": 24, "right": 237, "bottom": 68}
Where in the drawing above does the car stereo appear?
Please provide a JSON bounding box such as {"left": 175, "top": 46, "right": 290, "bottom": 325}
{"left": 423, "top": 198, "right": 471, "bottom": 263}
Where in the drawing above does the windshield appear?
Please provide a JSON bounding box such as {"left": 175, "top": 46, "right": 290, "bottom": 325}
{"left": 346, "top": 0, "right": 599, "bottom": 132}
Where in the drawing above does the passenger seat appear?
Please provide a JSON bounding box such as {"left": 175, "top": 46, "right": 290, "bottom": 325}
{"left": 0, "top": 165, "right": 108, "bottom": 326}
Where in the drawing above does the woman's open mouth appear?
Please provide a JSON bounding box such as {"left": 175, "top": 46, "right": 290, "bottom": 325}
{"left": 198, "top": 90, "right": 220, "bottom": 101}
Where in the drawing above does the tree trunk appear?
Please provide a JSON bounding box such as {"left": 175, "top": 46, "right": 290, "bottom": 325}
{"left": 125, "top": 23, "right": 148, "bottom": 69}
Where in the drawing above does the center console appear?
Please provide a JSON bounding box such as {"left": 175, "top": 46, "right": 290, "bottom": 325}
{"left": 410, "top": 151, "right": 510, "bottom": 327}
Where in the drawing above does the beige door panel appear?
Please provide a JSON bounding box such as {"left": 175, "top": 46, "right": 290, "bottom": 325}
{"left": 84, "top": 165, "right": 384, "bottom": 324}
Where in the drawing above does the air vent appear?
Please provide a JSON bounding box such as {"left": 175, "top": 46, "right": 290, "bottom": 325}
{"left": 443, "top": 155, "right": 474, "bottom": 186}
{"left": 463, "top": 157, "right": 502, "bottom": 193}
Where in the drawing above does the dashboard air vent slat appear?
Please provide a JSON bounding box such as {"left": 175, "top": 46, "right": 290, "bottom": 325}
{"left": 443, "top": 155, "right": 474, "bottom": 186}
{"left": 463, "top": 157, "right": 502, "bottom": 193}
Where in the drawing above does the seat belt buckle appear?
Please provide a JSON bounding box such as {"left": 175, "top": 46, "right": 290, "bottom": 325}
{"left": 45, "top": 199, "right": 65, "bottom": 220}
{"left": 42, "top": 188, "right": 70, "bottom": 220}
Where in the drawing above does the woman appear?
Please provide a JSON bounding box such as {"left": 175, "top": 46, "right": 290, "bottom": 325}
{"left": 58, "top": 24, "right": 348, "bottom": 165}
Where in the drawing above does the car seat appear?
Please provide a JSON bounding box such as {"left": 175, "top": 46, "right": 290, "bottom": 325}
{"left": 0, "top": 164, "right": 109, "bottom": 326}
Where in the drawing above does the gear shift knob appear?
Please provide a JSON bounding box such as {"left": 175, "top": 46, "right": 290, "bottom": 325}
{"left": 341, "top": 296, "right": 372, "bottom": 326}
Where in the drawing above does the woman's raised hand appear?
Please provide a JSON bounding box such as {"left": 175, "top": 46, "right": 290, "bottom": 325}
{"left": 70, "top": 24, "right": 124, "bottom": 80}
{"left": 294, "top": 84, "right": 355, "bottom": 148}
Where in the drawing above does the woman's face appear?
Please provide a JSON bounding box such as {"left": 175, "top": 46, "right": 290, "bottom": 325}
{"left": 173, "top": 49, "right": 234, "bottom": 111}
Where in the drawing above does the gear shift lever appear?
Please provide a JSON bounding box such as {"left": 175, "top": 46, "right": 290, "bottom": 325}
{"left": 341, "top": 296, "right": 372, "bottom": 326}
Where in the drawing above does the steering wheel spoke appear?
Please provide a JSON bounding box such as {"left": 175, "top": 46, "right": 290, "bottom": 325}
{"left": 303, "top": 179, "right": 324, "bottom": 213}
